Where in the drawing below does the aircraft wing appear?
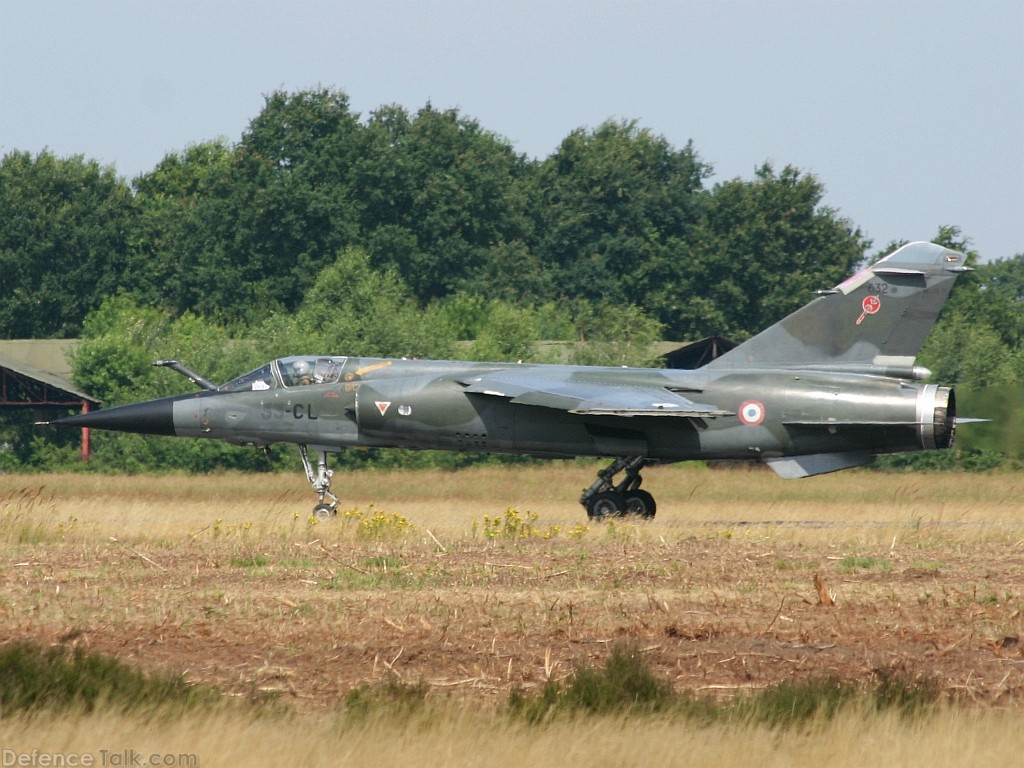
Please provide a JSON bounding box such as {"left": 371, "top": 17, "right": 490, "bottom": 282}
{"left": 459, "top": 372, "right": 731, "bottom": 418}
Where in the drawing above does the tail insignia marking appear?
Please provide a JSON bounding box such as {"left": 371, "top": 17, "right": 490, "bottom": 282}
{"left": 856, "top": 295, "right": 881, "bottom": 325}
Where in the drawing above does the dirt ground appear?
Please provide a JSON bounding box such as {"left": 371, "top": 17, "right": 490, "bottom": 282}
{"left": 6, "top": 468, "right": 1024, "bottom": 716}
{"left": 3, "top": 531, "right": 1024, "bottom": 712}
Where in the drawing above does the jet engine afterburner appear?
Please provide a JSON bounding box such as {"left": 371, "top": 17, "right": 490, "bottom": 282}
{"left": 917, "top": 384, "right": 955, "bottom": 450}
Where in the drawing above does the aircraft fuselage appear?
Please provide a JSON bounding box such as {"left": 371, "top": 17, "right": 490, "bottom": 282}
{"left": 147, "top": 356, "right": 952, "bottom": 465}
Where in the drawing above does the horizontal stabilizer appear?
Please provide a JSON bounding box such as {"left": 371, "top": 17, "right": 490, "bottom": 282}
{"left": 765, "top": 451, "right": 875, "bottom": 479}
{"left": 460, "top": 371, "right": 730, "bottom": 418}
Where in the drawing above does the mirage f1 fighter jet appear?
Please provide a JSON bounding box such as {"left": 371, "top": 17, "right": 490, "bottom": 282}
{"left": 51, "top": 242, "right": 975, "bottom": 519}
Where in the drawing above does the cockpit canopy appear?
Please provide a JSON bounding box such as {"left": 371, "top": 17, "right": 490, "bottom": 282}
{"left": 219, "top": 356, "right": 349, "bottom": 392}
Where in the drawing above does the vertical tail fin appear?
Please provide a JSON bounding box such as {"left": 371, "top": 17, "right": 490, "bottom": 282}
{"left": 704, "top": 242, "right": 969, "bottom": 374}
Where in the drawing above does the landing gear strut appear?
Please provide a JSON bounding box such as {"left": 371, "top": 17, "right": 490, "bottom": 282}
{"left": 579, "top": 456, "right": 656, "bottom": 519}
{"left": 299, "top": 445, "right": 338, "bottom": 518}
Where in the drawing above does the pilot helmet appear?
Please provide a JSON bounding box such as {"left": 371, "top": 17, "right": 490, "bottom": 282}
{"left": 293, "top": 360, "right": 312, "bottom": 377}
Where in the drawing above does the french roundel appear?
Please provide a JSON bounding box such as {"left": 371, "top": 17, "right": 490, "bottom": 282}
{"left": 738, "top": 399, "right": 766, "bottom": 426}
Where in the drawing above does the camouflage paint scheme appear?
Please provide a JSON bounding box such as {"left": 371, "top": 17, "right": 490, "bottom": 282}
{"left": 53, "top": 242, "right": 971, "bottom": 519}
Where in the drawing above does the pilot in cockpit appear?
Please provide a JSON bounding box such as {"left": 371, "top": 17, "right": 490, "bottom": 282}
{"left": 292, "top": 360, "right": 314, "bottom": 386}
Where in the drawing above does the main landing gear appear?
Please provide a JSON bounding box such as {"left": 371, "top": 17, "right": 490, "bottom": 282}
{"left": 299, "top": 445, "right": 339, "bottom": 519}
{"left": 579, "top": 456, "right": 656, "bottom": 520}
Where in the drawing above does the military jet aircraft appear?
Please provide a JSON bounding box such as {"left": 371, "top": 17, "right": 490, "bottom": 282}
{"left": 50, "top": 242, "right": 975, "bottom": 519}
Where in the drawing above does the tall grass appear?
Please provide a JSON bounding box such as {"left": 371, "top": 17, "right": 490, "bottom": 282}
{"left": 507, "top": 644, "right": 941, "bottom": 728}
{"left": 1, "top": 696, "right": 1019, "bottom": 768}
{"left": 4, "top": 465, "right": 1024, "bottom": 542}
{"left": 509, "top": 645, "right": 679, "bottom": 722}
{"left": 0, "top": 640, "right": 220, "bottom": 714}
{"left": 0, "top": 643, "right": 1005, "bottom": 768}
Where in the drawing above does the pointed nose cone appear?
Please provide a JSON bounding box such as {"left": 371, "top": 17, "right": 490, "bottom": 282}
{"left": 55, "top": 397, "right": 178, "bottom": 436}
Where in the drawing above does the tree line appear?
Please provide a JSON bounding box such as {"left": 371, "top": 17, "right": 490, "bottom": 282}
{"left": 0, "top": 88, "right": 1020, "bottom": 472}
{"left": 2, "top": 88, "right": 868, "bottom": 341}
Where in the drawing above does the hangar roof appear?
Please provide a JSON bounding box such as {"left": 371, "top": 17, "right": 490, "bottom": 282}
{"left": 0, "top": 339, "right": 97, "bottom": 406}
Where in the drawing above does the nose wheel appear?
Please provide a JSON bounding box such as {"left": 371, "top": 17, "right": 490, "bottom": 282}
{"left": 580, "top": 457, "right": 657, "bottom": 519}
{"left": 299, "top": 445, "right": 339, "bottom": 518}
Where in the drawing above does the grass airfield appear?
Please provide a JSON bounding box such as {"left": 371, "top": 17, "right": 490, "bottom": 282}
{"left": 2, "top": 463, "right": 1024, "bottom": 766}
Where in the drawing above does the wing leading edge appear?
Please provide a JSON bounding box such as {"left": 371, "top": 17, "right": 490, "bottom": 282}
{"left": 459, "top": 372, "right": 731, "bottom": 418}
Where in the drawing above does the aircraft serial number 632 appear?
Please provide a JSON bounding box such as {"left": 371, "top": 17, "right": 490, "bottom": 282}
{"left": 51, "top": 242, "right": 979, "bottom": 519}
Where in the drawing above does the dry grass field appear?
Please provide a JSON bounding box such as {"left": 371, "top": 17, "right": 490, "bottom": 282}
{"left": 2, "top": 462, "right": 1024, "bottom": 766}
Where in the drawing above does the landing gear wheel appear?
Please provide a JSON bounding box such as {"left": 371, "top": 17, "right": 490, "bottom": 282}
{"left": 312, "top": 503, "right": 337, "bottom": 520}
{"left": 587, "top": 491, "right": 625, "bottom": 519}
{"left": 299, "top": 444, "right": 340, "bottom": 518}
{"left": 623, "top": 489, "right": 656, "bottom": 519}
{"left": 580, "top": 456, "right": 657, "bottom": 520}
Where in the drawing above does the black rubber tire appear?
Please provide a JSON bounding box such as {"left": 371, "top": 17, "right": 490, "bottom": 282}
{"left": 312, "top": 503, "right": 337, "bottom": 520}
{"left": 623, "top": 489, "right": 656, "bottom": 519}
{"left": 586, "top": 491, "right": 625, "bottom": 519}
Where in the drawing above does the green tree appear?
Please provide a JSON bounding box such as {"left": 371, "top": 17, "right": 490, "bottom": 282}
{"left": 916, "top": 227, "right": 1024, "bottom": 388}
{"left": 676, "top": 164, "right": 867, "bottom": 340}
{"left": 129, "top": 140, "right": 239, "bottom": 318}
{"left": 525, "top": 120, "right": 709, "bottom": 316}
{"left": 975, "top": 254, "right": 1024, "bottom": 350}
{"left": 260, "top": 247, "right": 455, "bottom": 360}
{"left": 232, "top": 89, "right": 364, "bottom": 314}
{"left": 429, "top": 293, "right": 491, "bottom": 340}
{"left": 131, "top": 90, "right": 366, "bottom": 324}
{"left": 464, "top": 301, "right": 540, "bottom": 362}
{"left": 918, "top": 315, "right": 1017, "bottom": 388}
{"left": 568, "top": 300, "right": 664, "bottom": 367}
{"left": 0, "top": 151, "right": 136, "bottom": 337}
{"left": 354, "top": 103, "right": 533, "bottom": 302}
{"left": 72, "top": 296, "right": 257, "bottom": 405}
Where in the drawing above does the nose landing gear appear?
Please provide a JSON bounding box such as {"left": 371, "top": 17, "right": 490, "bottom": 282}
{"left": 579, "top": 456, "right": 657, "bottom": 519}
{"left": 299, "top": 445, "right": 339, "bottom": 518}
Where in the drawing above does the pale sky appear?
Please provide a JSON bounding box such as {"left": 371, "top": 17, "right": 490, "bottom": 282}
{"left": 2, "top": 0, "right": 1021, "bottom": 260}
